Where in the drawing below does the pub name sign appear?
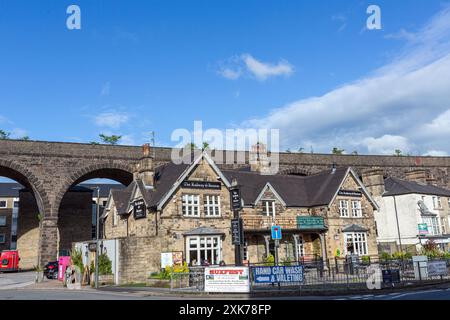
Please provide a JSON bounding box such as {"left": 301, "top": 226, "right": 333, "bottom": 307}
{"left": 181, "top": 180, "right": 221, "bottom": 190}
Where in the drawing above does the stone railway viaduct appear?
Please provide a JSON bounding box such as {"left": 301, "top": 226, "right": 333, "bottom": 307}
{"left": 1, "top": 139, "right": 450, "bottom": 266}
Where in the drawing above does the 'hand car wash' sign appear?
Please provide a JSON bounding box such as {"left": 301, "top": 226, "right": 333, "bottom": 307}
{"left": 253, "top": 266, "right": 304, "bottom": 284}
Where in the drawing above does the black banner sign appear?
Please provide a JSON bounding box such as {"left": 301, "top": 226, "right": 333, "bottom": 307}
{"left": 231, "top": 218, "right": 244, "bottom": 245}
{"left": 133, "top": 199, "right": 147, "bottom": 219}
{"left": 230, "top": 188, "right": 242, "bottom": 211}
{"left": 181, "top": 180, "right": 221, "bottom": 190}
{"left": 338, "top": 190, "right": 362, "bottom": 197}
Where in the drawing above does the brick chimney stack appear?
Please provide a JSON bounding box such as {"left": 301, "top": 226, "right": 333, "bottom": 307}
{"left": 361, "top": 168, "right": 385, "bottom": 197}
{"left": 137, "top": 143, "right": 154, "bottom": 187}
{"left": 405, "top": 169, "right": 428, "bottom": 185}
{"left": 250, "top": 142, "right": 271, "bottom": 174}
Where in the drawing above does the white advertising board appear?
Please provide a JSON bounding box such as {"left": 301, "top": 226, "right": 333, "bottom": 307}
{"left": 160, "top": 252, "right": 173, "bottom": 269}
{"left": 204, "top": 267, "right": 250, "bottom": 293}
{"left": 428, "top": 261, "right": 448, "bottom": 277}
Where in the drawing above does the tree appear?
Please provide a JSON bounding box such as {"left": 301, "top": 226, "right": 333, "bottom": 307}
{"left": 332, "top": 147, "right": 345, "bottom": 155}
{"left": 202, "top": 142, "right": 210, "bottom": 150}
{"left": 394, "top": 149, "right": 403, "bottom": 156}
{"left": 0, "top": 130, "right": 10, "bottom": 140}
{"left": 285, "top": 148, "right": 291, "bottom": 153}
{"left": 99, "top": 134, "right": 121, "bottom": 145}
{"left": 21, "top": 136, "right": 30, "bottom": 141}
{"left": 298, "top": 147, "right": 304, "bottom": 153}
{"left": 351, "top": 150, "right": 358, "bottom": 155}
{"left": 184, "top": 143, "right": 197, "bottom": 150}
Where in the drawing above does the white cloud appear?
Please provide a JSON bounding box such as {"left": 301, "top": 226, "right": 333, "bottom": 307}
{"left": 363, "top": 135, "right": 411, "bottom": 155}
{"left": 100, "top": 82, "right": 111, "bottom": 96}
{"left": 119, "top": 134, "right": 135, "bottom": 146}
{"left": 423, "top": 150, "right": 449, "bottom": 157}
{"left": 241, "top": 54, "right": 294, "bottom": 80}
{"left": 242, "top": 5, "right": 450, "bottom": 155}
{"left": 94, "top": 112, "right": 130, "bottom": 129}
{"left": 217, "top": 54, "right": 294, "bottom": 81}
{"left": 10, "top": 128, "right": 28, "bottom": 139}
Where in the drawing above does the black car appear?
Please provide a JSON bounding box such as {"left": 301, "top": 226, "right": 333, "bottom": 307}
{"left": 43, "top": 261, "right": 59, "bottom": 279}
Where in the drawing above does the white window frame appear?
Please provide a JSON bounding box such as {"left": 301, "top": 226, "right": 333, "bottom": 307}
{"left": 423, "top": 216, "right": 441, "bottom": 236}
{"left": 0, "top": 200, "right": 7, "bottom": 209}
{"left": 182, "top": 194, "right": 200, "bottom": 217}
{"left": 297, "top": 236, "right": 305, "bottom": 258}
{"left": 351, "top": 200, "right": 362, "bottom": 217}
{"left": 339, "top": 200, "right": 349, "bottom": 217}
{"left": 0, "top": 216, "right": 6, "bottom": 226}
{"left": 432, "top": 196, "right": 442, "bottom": 209}
{"left": 203, "top": 195, "right": 221, "bottom": 217}
{"left": 344, "top": 232, "right": 368, "bottom": 256}
{"left": 186, "top": 235, "right": 222, "bottom": 266}
{"left": 262, "top": 200, "right": 276, "bottom": 218}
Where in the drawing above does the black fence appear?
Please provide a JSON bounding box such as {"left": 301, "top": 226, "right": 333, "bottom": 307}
{"left": 168, "top": 256, "right": 450, "bottom": 293}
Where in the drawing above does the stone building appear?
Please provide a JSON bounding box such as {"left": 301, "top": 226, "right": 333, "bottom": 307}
{"left": 362, "top": 169, "right": 450, "bottom": 254}
{"left": 102, "top": 145, "right": 380, "bottom": 283}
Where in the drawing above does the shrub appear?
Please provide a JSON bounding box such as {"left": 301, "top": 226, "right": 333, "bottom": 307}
{"left": 71, "top": 249, "right": 84, "bottom": 272}
{"left": 380, "top": 252, "right": 391, "bottom": 261}
{"left": 263, "top": 254, "right": 275, "bottom": 266}
{"left": 90, "top": 253, "right": 112, "bottom": 275}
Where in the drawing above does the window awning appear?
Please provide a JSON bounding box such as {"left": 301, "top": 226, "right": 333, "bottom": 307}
{"left": 342, "top": 224, "right": 368, "bottom": 233}
{"left": 183, "top": 227, "right": 225, "bottom": 236}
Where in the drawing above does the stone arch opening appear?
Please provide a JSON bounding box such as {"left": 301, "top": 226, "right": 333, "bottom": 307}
{"left": 0, "top": 161, "right": 50, "bottom": 269}
{"left": 279, "top": 168, "right": 311, "bottom": 176}
{"left": 54, "top": 164, "right": 133, "bottom": 257}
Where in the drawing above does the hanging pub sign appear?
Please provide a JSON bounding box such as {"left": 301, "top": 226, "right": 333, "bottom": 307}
{"left": 338, "top": 190, "right": 362, "bottom": 197}
{"left": 230, "top": 188, "right": 242, "bottom": 211}
{"left": 133, "top": 199, "right": 146, "bottom": 219}
{"left": 231, "top": 218, "right": 244, "bottom": 245}
{"left": 181, "top": 180, "right": 221, "bottom": 190}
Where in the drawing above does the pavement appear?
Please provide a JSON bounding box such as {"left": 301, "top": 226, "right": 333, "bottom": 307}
{"left": 1, "top": 271, "right": 450, "bottom": 300}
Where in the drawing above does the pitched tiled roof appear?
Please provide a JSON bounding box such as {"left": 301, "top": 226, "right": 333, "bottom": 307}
{"left": 222, "top": 167, "right": 349, "bottom": 207}
{"left": 113, "top": 182, "right": 135, "bottom": 215}
{"left": 383, "top": 177, "right": 450, "bottom": 197}
{"left": 107, "top": 162, "right": 354, "bottom": 213}
{"left": 80, "top": 183, "right": 125, "bottom": 197}
{"left": 0, "top": 182, "right": 22, "bottom": 197}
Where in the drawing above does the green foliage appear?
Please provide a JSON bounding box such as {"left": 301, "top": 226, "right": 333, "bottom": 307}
{"left": 99, "top": 134, "right": 122, "bottom": 145}
{"left": 202, "top": 142, "right": 210, "bottom": 150}
{"left": 394, "top": 149, "right": 403, "bottom": 156}
{"left": 90, "top": 252, "right": 113, "bottom": 275}
{"left": 0, "top": 129, "right": 10, "bottom": 140}
{"left": 280, "top": 257, "right": 292, "bottom": 266}
{"left": 263, "top": 254, "right": 275, "bottom": 266}
{"left": 361, "top": 256, "right": 370, "bottom": 264}
{"left": 153, "top": 262, "right": 190, "bottom": 280}
{"left": 71, "top": 249, "right": 84, "bottom": 272}
{"left": 420, "top": 240, "right": 443, "bottom": 259}
{"left": 332, "top": 147, "right": 344, "bottom": 155}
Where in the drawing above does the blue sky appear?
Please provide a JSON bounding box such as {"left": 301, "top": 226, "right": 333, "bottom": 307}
{"left": 1, "top": 0, "right": 450, "bottom": 156}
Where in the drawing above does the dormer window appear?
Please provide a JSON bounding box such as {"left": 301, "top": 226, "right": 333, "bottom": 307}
{"left": 262, "top": 200, "right": 276, "bottom": 218}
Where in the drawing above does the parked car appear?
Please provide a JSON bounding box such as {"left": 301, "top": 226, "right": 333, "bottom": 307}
{"left": 44, "top": 261, "right": 59, "bottom": 279}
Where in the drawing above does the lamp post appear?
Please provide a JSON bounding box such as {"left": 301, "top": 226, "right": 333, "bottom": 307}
{"left": 89, "top": 186, "right": 101, "bottom": 289}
